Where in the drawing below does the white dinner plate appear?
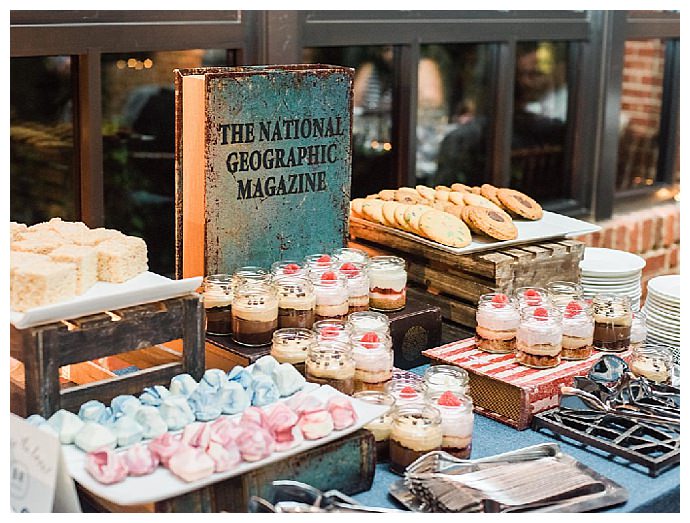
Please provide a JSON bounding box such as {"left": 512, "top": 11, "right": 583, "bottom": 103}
{"left": 579, "top": 248, "right": 646, "bottom": 276}
{"left": 647, "top": 275, "right": 680, "bottom": 302}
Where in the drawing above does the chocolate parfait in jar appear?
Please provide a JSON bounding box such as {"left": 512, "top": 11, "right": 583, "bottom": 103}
{"left": 367, "top": 256, "right": 407, "bottom": 312}
{"left": 202, "top": 274, "right": 233, "bottom": 336}
{"left": 427, "top": 390, "right": 474, "bottom": 459}
{"left": 592, "top": 294, "right": 632, "bottom": 352}
{"left": 338, "top": 261, "right": 370, "bottom": 313}
{"left": 311, "top": 271, "right": 350, "bottom": 322}
{"left": 389, "top": 404, "right": 443, "bottom": 474}
{"left": 304, "top": 340, "right": 356, "bottom": 395}
{"left": 274, "top": 276, "right": 316, "bottom": 329}
{"left": 351, "top": 331, "right": 394, "bottom": 392}
{"left": 231, "top": 282, "right": 279, "bottom": 347}
{"left": 475, "top": 293, "right": 520, "bottom": 354}
{"left": 353, "top": 391, "right": 395, "bottom": 462}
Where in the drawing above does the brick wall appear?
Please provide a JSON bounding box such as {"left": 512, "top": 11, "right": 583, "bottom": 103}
{"left": 572, "top": 202, "right": 680, "bottom": 303}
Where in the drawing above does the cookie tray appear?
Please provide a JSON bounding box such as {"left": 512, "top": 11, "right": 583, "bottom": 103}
{"left": 350, "top": 210, "right": 599, "bottom": 256}
{"left": 61, "top": 385, "right": 389, "bottom": 506}
{"left": 10, "top": 272, "right": 203, "bottom": 329}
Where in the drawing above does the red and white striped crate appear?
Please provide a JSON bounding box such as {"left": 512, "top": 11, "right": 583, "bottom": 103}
{"left": 423, "top": 338, "right": 631, "bottom": 430}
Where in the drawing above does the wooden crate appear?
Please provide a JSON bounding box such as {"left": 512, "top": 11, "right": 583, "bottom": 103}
{"left": 10, "top": 294, "right": 204, "bottom": 418}
{"left": 349, "top": 224, "right": 585, "bottom": 329}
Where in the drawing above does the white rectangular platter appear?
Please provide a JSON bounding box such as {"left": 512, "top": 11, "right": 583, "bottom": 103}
{"left": 62, "top": 385, "right": 388, "bottom": 506}
{"left": 10, "top": 272, "right": 203, "bottom": 329}
{"left": 351, "top": 210, "right": 600, "bottom": 256}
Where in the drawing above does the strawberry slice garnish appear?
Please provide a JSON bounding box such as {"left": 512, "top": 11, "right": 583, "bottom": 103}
{"left": 524, "top": 289, "right": 542, "bottom": 305}
{"left": 283, "top": 263, "right": 301, "bottom": 274}
{"left": 316, "top": 254, "right": 331, "bottom": 264}
{"left": 339, "top": 262, "right": 360, "bottom": 277}
{"left": 438, "top": 391, "right": 463, "bottom": 407}
{"left": 534, "top": 307, "right": 549, "bottom": 320}
{"left": 564, "top": 301, "right": 583, "bottom": 319}
{"left": 399, "top": 386, "right": 418, "bottom": 399}
{"left": 360, "top": 331, "right": 380, "bottom": 349}
{"left": 320, "top": 326, "right": 341, "bottom": 338}
{"left": 320, "top": 271, "right": 337, "bottom": 281}
{"left": 491, "top": 293, "right": 509, "bottom": 308}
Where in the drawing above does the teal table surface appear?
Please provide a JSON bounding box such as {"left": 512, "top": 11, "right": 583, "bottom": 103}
{"left": 352, "top": 365, "right": 680, "bottom": 513}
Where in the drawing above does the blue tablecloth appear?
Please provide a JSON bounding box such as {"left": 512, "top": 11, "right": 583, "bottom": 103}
{"left": 352, "top": 366, "right": 680, "bottom": 513}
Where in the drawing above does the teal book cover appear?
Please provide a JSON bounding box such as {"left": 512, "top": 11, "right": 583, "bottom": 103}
{"left": 174, "top": 65, "right": 354, "bottom": 278}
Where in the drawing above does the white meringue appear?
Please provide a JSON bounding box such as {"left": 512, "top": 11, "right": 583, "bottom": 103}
{"left": 74, "top": 421, "right": 117, "bottom": 452}
{"left": 47, "top": 409, "right": 85, "bottom": 445}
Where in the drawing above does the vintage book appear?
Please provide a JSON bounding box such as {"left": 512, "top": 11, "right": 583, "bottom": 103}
{"left": 174, "top": 65, "right": 354, "bottom": 278}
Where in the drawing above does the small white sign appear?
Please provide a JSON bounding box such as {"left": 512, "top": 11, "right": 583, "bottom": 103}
{"left": 10, "top": 414, "right": 81, "bottom": 513}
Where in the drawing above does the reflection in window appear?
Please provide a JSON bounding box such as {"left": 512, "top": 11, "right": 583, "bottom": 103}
{"left": 10, "top": 56, "right": 76, "bottom": 224}
{"left": 419, "top": 44, "right": 493, "bottom": 187}
{"left": 303, "top": 46, "right": 394, "bottom": 198}
{"left": 616, "top": 39, "right": 666, "bottom": 191}
{"left": 101, "top": 50, "right": 229, "bottom": 277}
{"left": 511, "top": 41, "right": 570, "bottom": 202}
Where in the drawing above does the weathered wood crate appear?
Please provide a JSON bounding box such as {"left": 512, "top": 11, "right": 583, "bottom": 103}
{"left": 10, "top": 294, "right": 204, "bottom": 418}
{"left": 349, "top": 224, "right": 585, "bottom": 329}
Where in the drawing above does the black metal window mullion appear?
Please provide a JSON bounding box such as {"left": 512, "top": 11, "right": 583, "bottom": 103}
{"left": 656, "top": 38, "right": 679, "bottom": 186}
{"left": 394, "top": 43, "right": 419, "bottom": 188}
{"left": 490, "top": 39, "right": 515, "bottom": 188}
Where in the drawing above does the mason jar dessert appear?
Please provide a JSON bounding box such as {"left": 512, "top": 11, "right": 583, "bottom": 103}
{"left": 312, "top": 319, "right": 353, "bottom": 344}
{"left": 475, "top": 293, "right": 520, "bottom": 354}
{"left": 305, "top": 341, "right": 356, "bottom": 395}
{"left": 423, "top": 365, "right": 470, "bottom": 397}
{"left": 368, "top": 256, "right": 407, "bottom": 312}
{"left": 353, "top": 391, "right": 395, "bottom": 462}
{"left": 232, "top": 266, "right": 271, "bottom": 288}
{"left": 560, "top": 300, "right": 594, "bottom": 360}
{"left": 514, "top": 286, "right": 551, "bottom": 309}
{"left": 347, "top": 311, "right": 391, "bottom": 337}
{"left": 338, "top": 262, "right": 370, "bottom": 313}
{"left": 592, "top": 294, "right": 632, "bottom": 352}
{"left": 304, "top": 253, "right": 335, "bottom": 274}
{"left": 271, "top": 260, "right": 307, "bottom": 278}
{"left": 630, "top": 311, "right": 648, "bottom": 352}
{"left": 333, "top": 247, "right": 370, "bottom": 265}
{"left": 515, "top": 306, "right": 563, "bottom": 368}
{"left": 231, "top": 282, "right": 279, "bottom": 347}
{"left": 202, "top": 274, "right": 233, "bottom": 336}
{"left": 271, "top": 328, "right": 316, "bottom": 373}
{"left": 630, "top": 344, "right": 674, "bottom": 384}
{"left": 389, "top": 404, "right": 443, "bottom": 474}
{"left": 546, "top": 281, "right": 584, "bottom": 309}
{"left": 311, "top": 271, "right": 350, "bottom": 322}
{"left": 351, "top": 332, "right": 394, "bottom": 392}
{"left": 274, "top": 276, "right": 316, "bottom": 329}
{"left": 384, "top": 378, "right": 425, "bottom": 405}
{"left": 427, "top": 390, "right": 474, "bottom": 459}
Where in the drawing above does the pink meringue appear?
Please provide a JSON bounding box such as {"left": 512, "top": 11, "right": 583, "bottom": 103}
{"left": 288, "top": 393, "right": 325, "bottom": 415}
{"left": 266, "top": 403, "right": 302, "bottom": 451}
{"left": 167, "top": 446, "right": 215, "bottom": 482}
{"left": 121, "top": 443, "right": 160, "bottom": 476}
{"left": 326, "top": 396, "right": 358, "bottom": 430}
{"left": 85, "top": 449, "right": 129, "bottom": 484}
{"left": 181, "top": 422, "right": 213, "bottom": 449}
{"left": 240, "top": 406, "right": 269, "bottom": 428}
{"left": 298, "top": 410, "right": 334, "bottom": 440}
{"left": 237, "top": 424, "right": 275, "bottom": 462}
{"left": 148, "top": 432, "right": 183, "bottom": 467}
{"left": 206, "top": 440, "right": 241, "bottom": 472}
{"left": 210, "top": 417, "right": 243, "bottom": 448}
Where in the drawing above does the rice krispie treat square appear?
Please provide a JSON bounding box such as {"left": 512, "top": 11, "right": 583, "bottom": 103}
{"left": 61, "top": 227, "right": 125, "bottom": 247}
{"left": 50, "top": 245, "right": 98, "bottom": 294}
{"left": 96, "top": 235, "right": 148, "bottom": 283}
{"left": 10, "top": 260, "right": 77, "bottom": 312}
{"left": 10, "top": 222, "right": 28, "bottom": 241}
{"left": 11, "top": 236, "right": 65, "bottom": 255}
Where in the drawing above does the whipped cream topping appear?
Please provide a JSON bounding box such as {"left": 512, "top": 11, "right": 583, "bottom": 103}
{"left": 476, "top": 305, "right": 520, "bottom": 332}
{"left": 517, "top": 317, "right": 563, "bottom": 347}
{"left": 364, "top": 414, "right": 393, "bottom": 441}
{"left": 562, "top": 316, "right": 595, "bottom": 339}
{"left": 204, "top": 293, "right": 232, "bottom": 308}
{"left": 232, "top": 296, "right": 279, "bottom": 321}
{"left": 345, "top": 274, "right": 370, "bottom": 297}
{"left": 353, "top": 345, "right": 394, "bottom": 372}
{"left": 391, "top": 414, "right": 443, "bottom": 452}
{"left": 368, "top": 269, "right": 407, "bottom": 292}
{"left": 434, "top": 404, "right": 474, "bottom": 438}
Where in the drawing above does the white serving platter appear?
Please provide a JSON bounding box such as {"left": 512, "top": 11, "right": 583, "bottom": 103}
{"left": 10, "top": 272, "right": 203, "bottom": 329}
{"left": 62, "top": 385, "right": 388, "bottom": 506}
{"left": 350, "top": 210, "right": 600, "bottom": 256}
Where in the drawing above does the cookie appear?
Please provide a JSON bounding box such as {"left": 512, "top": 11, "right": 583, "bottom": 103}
{"left": 465, "top": 206, "right": 518, "bottom": 240}
{"left": 470, "top": 186, "right": 482, "bottom": 195}
{"left": 418, "top": 210, "right": 472, "bottom": 248}
{"left": 415, "top": 185, "right": 436, "bottom": 201}
{"left": 460, "top": 205, "right": 484, "bottom": 234}
{"left": 435, "top": 185, "right": 451, "bottom": 192}
{"left": 394, "top": 204, "right": 413, "bottom": 231}
{"left": 382, "top": 201, "right": 401, "bottom": 228}
{"left": 365, "top": 194, "right": 380, "bottom": 200}
{"left": 496, "top": 188, "right": 543, "bottom": 220}
{"left": 351, "top": 198, "right": 367, "bottom": 218}
{"left": 448, "top": 192, "right": 466, "bottom": 206}
{"left": 463, "top": 192, "right": 503, "bottom": 212}
{"left": 378, "top": 189, "right": 396, "bottom": 201}
{"left": 394, "top": 188, "right": 424, "bottom": 205}
{"left": 361, "top": 199, "right": 386, "bottom": 225}
{"left": 480, "top": 184, "right": 505, "bottom": 209}
{"left": 450, "top": 183, "right": 471, "bottom": 193}
{"left": 403, "top": 204, "right": 432, "bottom": 234}
{"left": 442, "top": 203, "right": 465, "bottom": 220}
{"left": 434, "top": 190, "right": 450, "bottom": 203}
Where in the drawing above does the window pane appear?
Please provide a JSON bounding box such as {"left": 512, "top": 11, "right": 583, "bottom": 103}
{"left": 617, "top": 39, "right": 666, "bottom": 191}
{"left": 511, "top": 41, "right": 571, "bottom": 203}
{"left": 303, "top": 46, "right": 394, "bottom": 198}
{"left": 419, "top": 44, "right": 493, "bottom": 187}
{"left": 10, "top": 56, "right": 76, "bottom": 224}
{"left": 102, "top": 50, "right": 229, "bottom": 277}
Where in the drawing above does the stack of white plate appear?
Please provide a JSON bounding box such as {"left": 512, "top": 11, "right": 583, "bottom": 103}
{"left": 643, "top": 275, "right": 680, "bottom": 361}
{"left": 579, "top": 248, "right": 645, "bottom": 311}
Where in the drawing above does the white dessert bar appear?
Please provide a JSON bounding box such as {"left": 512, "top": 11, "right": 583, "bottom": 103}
{"left": 10, "top": 260, "right": 78, "bottom": 312}
{"left": 50, "top": 244, "right": 98, "bottom": 294}
{"left": 96, "top": 235, "right": 148, "bottom": 283}
{"left": 10, "top": 221, "right": 28, "bottom": 241}
{"left": 11, "top": 236, "right": 65, "bottom": 255}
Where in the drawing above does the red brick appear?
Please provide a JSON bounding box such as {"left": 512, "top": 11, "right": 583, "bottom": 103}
{"left": 601, "top": 226, "right": 614, "bottom": 249}
{"left": 640, "top": 218, "right": 655, "bottom": 252}
{"left": 661, "top": 211, "right": 676, "bottom": 247}
{"left": 614, "top": 223, "right": 629, "bottom": 252}
{"left": 628, "top": 222, "right": 640, "bottom": 253}
{"left": 652, "top": 213, "right": 665, "bottom": 249}
{"left": 668, "top": 244, "right": 679, "bottom": 269}
{"left": 642, "top": 250, "right": 666, "bottom": 277}
{"left": 589, "top": 231, "right": 601, "bottom": 248}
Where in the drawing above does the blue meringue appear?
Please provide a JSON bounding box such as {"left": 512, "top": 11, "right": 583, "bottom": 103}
{"left": 215, "top": 381, "right": 251, "bottom": 415}
{"left": 159, "top": 394, "right": 196, "bottom": 430}
{"left": 110, "top": 395, "right": 141, "bottom": 418}
{"left": 227, "top": 366, "right": 253, "bottom": 390}
{"left": 201, "top": 368, "right": 228, "bottom": 391}
{"left": 74, "top": 421, "right": 117, "bottom": 452}
{"left": 252, "top": 355, "right": 280, "bottom": 377}
{"left": 139, "top": 385, "right": 170, "bottom": 407}
{"left": 47, "top": 409, "right": 85, "bottom": 445}
{"left": 272, "top": 363, "right": 306, "bottom": 397}
{"left": 78, "top": 400, "right": 113, "bottom": 424}
{"left": 188, "top": 389, "right": 222, "bottom": 422}
{"left": 169, "top": 373, "right": 199, "bottom": 398}
{"left": 251, "top": 374, "right": 280, "bottom": 407}
{"left": 134, "top": 406, "right": 168, "bottom": 439}
{"left": 112, "top": 415, "right": 144, "bottom": 447}
{"left": 26, "top": 414, "right": 46, "bottom": 426}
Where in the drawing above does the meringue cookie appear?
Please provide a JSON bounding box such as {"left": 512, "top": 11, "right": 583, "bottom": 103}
{"left": 75, "top": 421, "right": 117, "bottom": 452}
{"left": 111, "top": 395, "right": 141, "bottom": 418}
{"left": 85, "top": 449, "right": 128, "bottom": 484}
{"left": 134, "top": 406, "right": 168, "bottom": 439}
{"left": 215, "top": 381, "right": 251, "bottom": 415}
{"left": 181, "top": 422, "right": 213, "bottom": 449}
{"left": 169, "top": 374, "right": 199, "bottom": 398}
{"left": 112, "top": 415, "right": 144, "bottom": 447}
{"left": 121, "top": 443, "right": 160, "bottom": 476}
{"left": 159, "top": 394, "right": 196, "bottom": 431}
{"left": 237, "top": 425, "right": 275, "bottom": 462}
{"left": 252, "top": 355, "right": 280, "bottom": 377}
{"left": 78, "top": 400, "right": 112, "bottom": 424}
{"left": 287, "top": 392, "right": 325, "bottom": 415}
{"left": 251, "top": 374, "right": 280, "bottom": 407}
{"left": 188, "top": 390, "right": 222, "bottom": 422}
{"left": 47, "top": 409, "right": 85, "bottom": 444}
{"left": 227, "top": 366, "right": 253, "bottom": 390}
{"left": 148, "top": 432, "right": 183, "bottom": 467}
{"left": 240, "top": 406, "right": 269, "bottom": 428}
{"left": 201, "top": 368, "right": 228, "bottom": 391}
{"left": 139, "top": 385, "right": 170, "bottom": 407}
{"left": 26, "top": 414, "right": 46, "bottom": 426}
{"left": 168, "top": 446, "right": 215, "bottom": 482}
{"left": 265, "top": 403, "right": 302, "bottom": 451}
{"left": 326, "top": 396, "right": 357, "bottom": 430}
{"left": 298, "top": 410, "right": 334, "bottom": 440}
{"left": 272, "top": 363, "right": 306, "bottom": 397}
{"left": 206, "top": 440, "right": 241, "bottom": 472}
{"left": 210, "top": 417, "right": 244, "bottom": 448}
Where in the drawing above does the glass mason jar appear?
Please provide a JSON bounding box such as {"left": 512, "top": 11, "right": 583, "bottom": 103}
{"left": 423, "top": 365, "right": 470, "bottom": 397}
{"left": 312, "top": 319, "right": 353, "bottom": 344}
{"left": 560, "top": 299, "right": 595, "bottom": 361}
{"left": 516, "top": 305, "right": 563, "bottom": 368}
{"left": 351, "top": 331, "right": 394, "bottom": 392}
{"left": 273, "top": 275, "right": 316, "bottom": 329}
{"left": 271, "top": 259, "right": 307, "bottom": 278}
{"left": 347, "top": 311, "right": 391, "bottom": 337}
{"left": 475, "top": 293, "right": 520, "bottom": 354}
{"left": 546, "top": 281, "right": 585, "bottom": 309}
{"left": 311, "top": 271, "right": 350, "bottom": 322}
{"left": 426, "top": 390, "right": 474, "bottom": 459}
{"left": 384, "top": 378, "right": 426, "bottom": 405}
{"left": 305, "top": 340, "right": 356, "bottom": 395}
{"left": 630, "top": 344, "right": 674, "bottom": 384}
{"left": 202, "top": 274, "right": 233, "bottom": 336}
{"left": 353, "top": 391, "right": 395, "bottom": 462}
{"left": 231, "top": 282, "right": 279, "bottom": 347}
{"left": 368, "top": 256, "right": 407, "bottom": 312}
{"left": 389, "top": 404, "right": 443, "bottom": 474}
{"left": 271, "top": 328, "right": 316, "bottom": 373}
{"left": 333, "top": 247, "right": 370, "bottom": 265}
{"left": 337, "top": 261, "right": 370, "bottom": 313}
{"left": 514, "top": 286, "right": 552, "bottom": 309}
{"left": 630, "top": 310, "right": 648, "bottom": 352}
{"left": 304, "top": 253, "right": 335, "bottom": 274}
{"left": 232, "top": 266, "right": 271, "bottom": 288}
{"left": 592, "top": 294, "right": 633, "bottom": 352}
